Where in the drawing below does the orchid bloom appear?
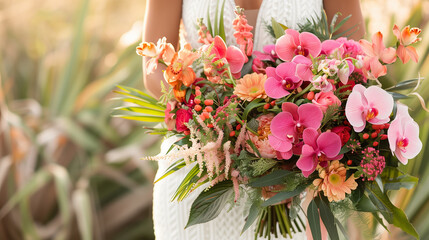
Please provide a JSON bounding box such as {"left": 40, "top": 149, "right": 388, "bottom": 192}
{"left": 388, "top": 104, "right": 422, "bottom": 164}
{"left": 275, "top": 29, "right": 322, "bottom": 61}
{"left": 359, "top": 32, "right": 396, "bottom": 80}
{"left": 264, "top": 62, "right": 302, "bottom": 99}
{"left": 204, "top": 36, "right": 245, "bottom": 82}
{"left": 164, "top": 44, "right": 200, "bottom": 87}
{"left": 292, "top": 55, "right": 313, "bottom": 81}
{"left": 269, "top": 103, "right": 323, "bottom": 160}
{"left": 137, "top": 37, "right": 176, "bottom": 74}
{"left": 345, "top": 84, "right": 394, "bottom": 132}
{"left": 393, "top": 25, "right": 421, "bottom": 64}
{"left": 253, "top": 44, "right": 277, "bottom": 62}
{"left": 297, "top": 128, "right": 342, "bottom": 177}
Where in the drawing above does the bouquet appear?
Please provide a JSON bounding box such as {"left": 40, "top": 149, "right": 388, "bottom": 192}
{"left": 116, "top": 6, "right": 424, "bottom": 240}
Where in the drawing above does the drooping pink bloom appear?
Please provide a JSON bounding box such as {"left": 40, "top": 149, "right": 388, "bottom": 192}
{"left": 269, "top": 103, "right": 323, "bottom": 160}
{"left": 253, "top": 44, "right": 277, "bottom": 62}
{"left": 393, "top": 25, "right": 421, "bottom": 64}
{"left": 292, "top": 55, "right": 313, "bottom": 81}
{"left": 297, "top": 128, "right": 342, "bottom": 177}
{"left": 252, "top": 58, "right": 266, "bottom": 74}
{"left": 360, "top": 32, "right": 396, "bottom": 80}
{"left": 312, "top": 91, "right": 341, "bottom": 113}
{"left": 345, "top": 84, "right": 394, "bottom": 132}
{"left": 387, "top": 104, "right": 422, "bottom": 164}
{"left": 264, "top": 62, "right": 302, "bottom": 99}
{"left": 275, "top": 29, "right": 322, "bottom": 61}
{"left": 233, "top": 8, "right": 254, "bottom": 62}
{"left": 204, "top": 36, "right": 245, "bottom": 83}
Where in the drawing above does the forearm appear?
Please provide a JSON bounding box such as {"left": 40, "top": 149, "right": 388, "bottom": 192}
{"left": 142, "top": 0, "right": 182, "bottom": 98}
{"left": 323, "top": 0, "right": 365, "bottom": 40}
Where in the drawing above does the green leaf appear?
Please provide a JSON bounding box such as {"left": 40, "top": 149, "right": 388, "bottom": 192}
{"left": 218, "top": 0, "right": 226, "bottom": 41}
{"left": 366, "top": 182, "right": 419, "bottom": 239}
{"left": 116, "top": 97, "right": 165, "bottom": 111}
{"left": 246, "top": 139, "right": 261, "bottom": 158}
{"left": 115, "top": 85, "right": 159, "bottom": 104}
{"left": 334, "top": 218, "right": 349, "bottom": 240}
{"left": 154, "top": 159, "right": 186, "bottom": 183}
{"left": 186, "top": 181, "right": 234, "bottom": 227}
{"left": 243, "top": 98, "right": 263, "bottom": 119}
{"left": 307, "top": 199, "right": 322, "bottom": 240}
{"left": 385, "top": 78, "right": 421, "bottom": 91}
{"left": 271, "top": 17, "right": 286, "bottom": 39}
{"left": 356, "top": 194, "right": 378, "bottom": 212}
{"left": 389, "top": 92, "right": 409, "bottom": 100}
{"left": 261, "top": 185, "right": 306, "bottom": 207}
{"left": 381, "top": 166, "right": 419, "bottom": 190}
{"left": 249, "top": 170, "right": 293, "bottom": 187}
{"left": 114, "top": 106, "right": 165, "bottom": 116}
{"left": 316, "top": 197, "right": 339, "bottom": 240}
{"left": 214, "top": 0, "right": 219, "bottom": 36}
{"left": 241, "top": 201, "right": 261, "bottom": 234}
{"left": 113, "top": 115, "right": 165, "bottom": 122}
{"left": 247, "top": 118, "right": 259, "bottom": 134}
{"left": 172, "top": 164, "right": 201, "bottom": 201}
{"left": 206, "top": 3, "right": 213, "bottom": 36}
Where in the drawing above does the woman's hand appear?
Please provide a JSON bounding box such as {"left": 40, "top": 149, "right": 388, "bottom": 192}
{"left": 324, "top": 0, "right": 366, "bottom": 40}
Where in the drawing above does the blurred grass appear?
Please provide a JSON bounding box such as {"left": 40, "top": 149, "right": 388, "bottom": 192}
{"left": 0, "top": 0, "right": 429, "bottom": 239}
{"left": 0, "top": 0, "right": 161, "bottom": 239}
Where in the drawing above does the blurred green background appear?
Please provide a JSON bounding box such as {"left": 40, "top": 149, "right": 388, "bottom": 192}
{"left": 0, "top": 0, "right": 428, "bottom": 239}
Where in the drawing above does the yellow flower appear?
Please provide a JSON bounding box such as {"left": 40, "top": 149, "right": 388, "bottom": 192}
{"left": 313, "top": 160, "right": 358, "bottom": 202}
{"left": 234, "top": 73, "right": 267, "bottom": 101}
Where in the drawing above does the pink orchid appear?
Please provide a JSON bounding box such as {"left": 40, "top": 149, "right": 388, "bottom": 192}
{"left": 393, "top": 25, "right": 421, "bottom": 64}
{"left": 253, "top": 44, "right": 277, "bottom": 61}
{"left": 269, "top": 103, "right": 323, "bottom": 160}
{"left": 297, "top": 128, "right": 342, "bottom": 177}
{"left": 345, "top": 84, "right": 394, "bottom": 132}
{"left": 275, "top": 29, "right": 322, "bottom": 61}
{"left": 359, "top": 32, "right": 396, "bottom": 80}
{"left": 388, "top": 104, "right": 422, "bottom": 164}
{"left": 264, "top": 62, "right": 302, "bottom": 99}
{"left": 321, "top": 40, "right": 344, "bottom": 57}
{"left": 292, "top": 55, "right": 313, "bottom": 81}
{"left": 204, "top": 36, "right": 245, "bottom": 83}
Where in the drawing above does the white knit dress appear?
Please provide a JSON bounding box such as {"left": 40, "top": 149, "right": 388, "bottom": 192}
{"left": 153, "top": 1, "right": 323, "bottom": 239}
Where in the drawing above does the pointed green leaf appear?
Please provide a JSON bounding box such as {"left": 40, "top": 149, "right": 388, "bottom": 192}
{"left": 243, "top": 98, "right": 263, "bottom": 120}
{"left": 116, "top": 97, "right": 165, "bottom": 110}
{"left": 218, "top": 0, "right": 226, "bottom": 41}
{"left": 241, "top": 201, "right": 261, "bottom": 234}
{"left": 249, "top": 170, "right": 293, "bottom": 187}
{"left": 271, "top": 18, "right": 286, "bottom": 39}
{"left": 154, "top": 159, "right": 186, "bottom": 183}
{"left": 261, "top": 185, "right": 306, "bottom": 207}
{"left": 186, "top": 181, "right": 234, "bottom": 227}
{"left": 307, "top": 199, "right": 322, "bottom": 240}
{"left": 316, "top": 197, "right": 339, "bottom": 240}
{"left": 385, "top": 78, "right": 421, "bottom": 91}
{"left": 114, "top": 106, "right": 165, "bottom": 116}
{"left": 113, "top": 115, "right": 165, "bottom": 122}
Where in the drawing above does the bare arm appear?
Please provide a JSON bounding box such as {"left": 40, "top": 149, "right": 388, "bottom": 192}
{"left": 143, "top": 0, "right": 182, "bottom": 98}
{"left": 324, "top": 0, "right": 365, "bottom": 41}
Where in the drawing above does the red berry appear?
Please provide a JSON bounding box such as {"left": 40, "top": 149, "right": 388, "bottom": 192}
{"left": 347, "top": 160, "right": 353, "bottom": 165}
{"left": 203, "top": 112, "right": 210, "bottom": 119}
{"left": 194, "top": 104, "right": 202, "bottom": 111}
{"left": 229, "top": 131, "right": 236, "bottom": 137}
{"left": 194, "top": 98, "right": 201, "bottom": 104}
{"left": 236, "top": 124, "right": 242, "bottom": 130}
{"left": 270, "top": 100, "right": 276, "bottom": 106}
{"left": 372, "top": 124, "right": 383, "bottom": 130}
{"left": 373, "top": 141, "right": 379, "bottom": 147}
{"left": 264, "top": 103, "right": 270, "bottom": 109}
{"left": 196, "top": 90, "right": 202, "bottom": 96}
{"left": 384, "top": 123, "right": 390, "bottom": 129}
{"left": 200, "top": 114, "right": 206, "bottom": 120}
{"left": 371, "top": 132, "right": 378, "bottom": 139}
{"left": 205, "top": 106, "right": 213, "bottom": 112}
{"left": 184, "top": 130, "right": 190, "bottom": 136}
{"left": 363, "top": 133, "right": 369, "bottom": 139}
{"left": 207, "top": 123, "right": 214, "bottom": 128}
{"left": 307, "top": 91, "right": 315, "bottom": 101}
{"left": 381, "top": 134, "right": 388, "bottom": 140}
{"left": 204, "top": 99, "right": 213, "bottom": 106}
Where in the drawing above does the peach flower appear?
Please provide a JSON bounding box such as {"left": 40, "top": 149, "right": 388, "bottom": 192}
{"left": 313, "top": 160, "right": 358, "bottom": 202}
{"left": 234, "top": 73, "right": 268, "bottom": 101}
{"left": 246, "top": 114, "right": 276, "bottom": 158}
{"left": 393, "top": 25, "right": 421, "bottom": 64}
{"left": 312, "top": 91, "right": 341, "bottom": 113}
{"left": 164, "top": 44, "right": 200, "bottom": 87}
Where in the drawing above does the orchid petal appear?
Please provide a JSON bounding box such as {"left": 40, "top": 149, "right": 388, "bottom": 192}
{"left": 300, "top": 32, "right": 322, "bottom": 57}
{"left": 226, "top": 46, "right": 245, "bottom": 73}
{"left": 268, "top": 134, "right": 293, "bottom": 152}
{"left": 264, "top": 77, "right": 290, "bottom": 99}
{"left": 345, "top": 90, "right": 365, "bottom": 131}
{"left": 298, "top": 104, "right": 323, "bottom": 129}
{"left": 276, "top": 62, "right": 297, "bottom": 79}
{"left": 270, "top": 112, "right": 296, "bottom": 138}
{"left": 213, "top": 36, "right": 227, "bottom": 58}
{"left": 302, "top": 128, "right": 319, "bottom": 149}
{"left": 281, "top": 102, "right": 299, "bottom": 120}
{"left": 402, "top": 121, "right": 422, "bottom": 159}
{"left": 317, "top": 132, "right": 342, "bottom": 158}
{"left": 364, "top": 86, "right": 394, "bottom": 120}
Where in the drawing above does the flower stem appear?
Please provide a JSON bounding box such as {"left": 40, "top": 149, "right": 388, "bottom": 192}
{"left": 292, "top": 83, "right": 313, "bottom": 101}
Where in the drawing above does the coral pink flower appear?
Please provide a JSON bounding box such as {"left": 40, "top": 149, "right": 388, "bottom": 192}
{"left": 264, "top": 62, "right": 302, "bottom": 99}
{"left": 137, "top": 37, "right": 176, "bottom": 74}
{"left": 313, "top": 160, "right": 358, "bottom": 202}
{"left": 197, "top": 19, "right": 214, "bottom": 45}
{"left": 164, "top": 101, "right": 177, "bottom": 130}
{"left": 387, "top": 104, "right": 422, "bottom": 164}
{"left": 312, "top": 91, "right": 341, "bottom": 113}
{"left": 292, "top": 55, "right": 313, "bottom": 81}
{"left": 269, "top": 103, "right": 323, "bottom": 160}
{"left": 204, "top": 36, "right": 245, "bottom": 83}
{"left": 360, "top": 32, "right": 396, "bottom": 80}
{"left": 297, "top": 128, "right": 342, "bottom": 177}
{"left": 393, "top": 25, "right": 421, "bottom": 64}
{"left": 246, "top": 114, "right": 277, "bottom": 158}
{"left": 345, "top": 84, "right": 394, "bottom": 132}
{"left": 233, "top": 8, "right": 254, "bottom": 62}
{"left": 275, "top": 29, "right": 322, "bottom": 61}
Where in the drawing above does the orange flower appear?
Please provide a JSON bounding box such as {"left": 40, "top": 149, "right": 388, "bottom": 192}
{"left": 164, "top": 44, "right": 200, "bottom": 87}
{"left": 136, "top": 42, "right": 157, "bottom": 57}
{"left": 393, "top": 25, "right": 421, "bottom": 63}
{"left": 313, "top": 160, "right": 357, "bottom": 202}
{"left": 234, "top": 73, "right": 267, "bottom": 101}
{"left": 136, "top": 37, "right": 176, "bottom": 74}
{"left": 173, "top": 84, "right": 186, "bottom": 102}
